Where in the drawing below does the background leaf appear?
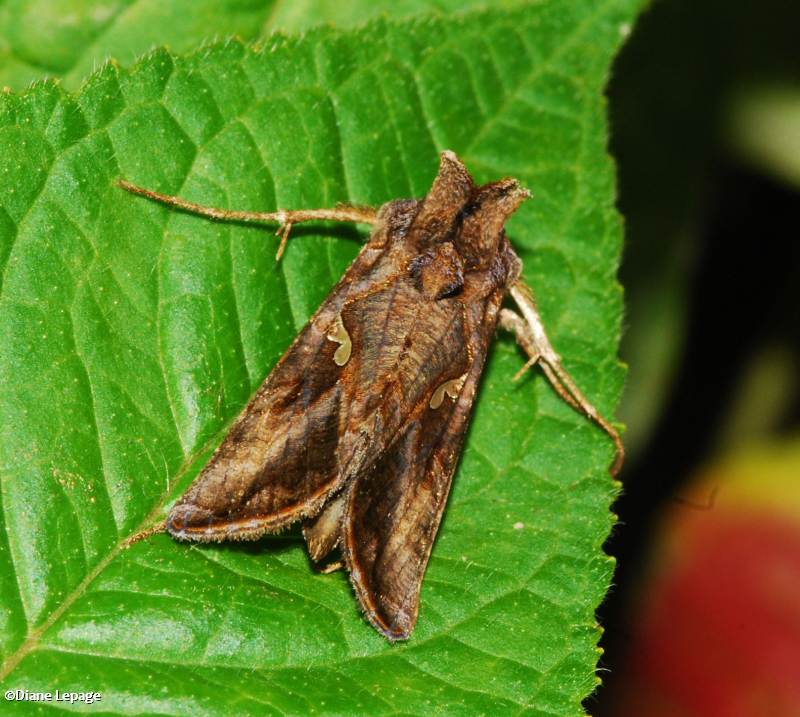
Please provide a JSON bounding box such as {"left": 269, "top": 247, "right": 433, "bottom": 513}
{"left": 0, "top": 0, "right": 523, "bottom": 91}
{"left": 0, "top": 2, "right": 636, "bottom": 714}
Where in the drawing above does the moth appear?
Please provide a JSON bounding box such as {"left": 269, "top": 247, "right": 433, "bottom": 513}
{"left": 120, "top": 151, "right": 623, "bottom": 641}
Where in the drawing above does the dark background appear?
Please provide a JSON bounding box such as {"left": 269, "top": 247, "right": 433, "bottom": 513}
{"left": 594, "top": 0, "right": 800, "bottom": 712}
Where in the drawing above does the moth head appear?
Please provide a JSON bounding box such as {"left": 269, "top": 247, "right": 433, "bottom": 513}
{"left": 410, "top": 151, "right": 531, "bottom": 262}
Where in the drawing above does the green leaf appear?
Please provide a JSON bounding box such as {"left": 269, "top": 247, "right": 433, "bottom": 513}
{"left": 0, "top": 0, "right": 523, "bottom": 92}
{"left": 267, "top": 0, "right": 530, "bottom": 34}
{"left": 0, "top": 0, "right": 275, "bottom": 90}
{"left": 0, "top": 3, "right": 635, "bottom": 714}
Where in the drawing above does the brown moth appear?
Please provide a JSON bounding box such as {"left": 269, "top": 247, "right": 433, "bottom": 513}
{"left": 120, "top": 151, "right": 623, "bottom": 641}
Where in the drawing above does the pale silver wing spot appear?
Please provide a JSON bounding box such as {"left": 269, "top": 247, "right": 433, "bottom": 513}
{"left": 429, "top": 372, "right": 468, "bottom": 409}
{"left": 326, "top": 315, "right": 352, "bottom": 366}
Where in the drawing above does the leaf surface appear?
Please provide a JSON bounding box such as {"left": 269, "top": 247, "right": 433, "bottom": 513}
{"left": 0, "top": 3, "right": 636, "bottom": 714}
{"left": 0, "top": 0, "right": 522, "bottom": 91}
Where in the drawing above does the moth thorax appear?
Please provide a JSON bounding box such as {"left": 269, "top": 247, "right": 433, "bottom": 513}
{"left": 409, "top": 242, "right": 465, "bottom": 300}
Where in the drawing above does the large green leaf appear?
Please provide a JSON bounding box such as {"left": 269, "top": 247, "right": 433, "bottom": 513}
{"left": 0, "top": 3, "right": 635, "bottom": 714}
{"left": 0, "top": 0, "right": 276, "bottom": 90}
{"left": 0, "top": 0, "right": 523, "bottom": 91}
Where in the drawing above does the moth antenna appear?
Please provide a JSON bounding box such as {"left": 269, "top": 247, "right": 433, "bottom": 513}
{"left": 123, "top": 520, "right": 168, "bottom": 548}
{"left": 117, "top": 180, "right": 379, "bottom": 254}
{"left": 502, "top": 283, "right": 625, "bottom": 477}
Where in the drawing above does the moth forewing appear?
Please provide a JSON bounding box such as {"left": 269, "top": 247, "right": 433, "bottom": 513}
{"left": 343, "top": 286, "right": 505, "bottom": 640}
{"left": 119, "top": 150, "right": 623, "bottom": 641}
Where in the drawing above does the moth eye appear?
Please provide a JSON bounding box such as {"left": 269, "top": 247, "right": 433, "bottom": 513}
{"left": 436, "top": 281, "right": 463, "bottom": 299}
{"left": 326, "top": 315, "right": 352, "bottom": 366}
{"left": 429, "top": 373, "right": 468, "bottom": 409}
{"left": 458, "top": 200, "right": 481, "bottom": 220}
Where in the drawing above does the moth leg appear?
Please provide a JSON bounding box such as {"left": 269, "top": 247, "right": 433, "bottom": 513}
{"left": 275, "top": 221, "right": 293, "bottom": 261}
{"left": 501, "top": 282, "right": 625, "bottom": 477}
{"left": 499, "top": 309, "right": 579, "bottom": 410}
{"left": 317, "top": 560, "right": 345, "bottom": 574}
{"left": 117, "top": 179, "right": 378, "bottom": 259}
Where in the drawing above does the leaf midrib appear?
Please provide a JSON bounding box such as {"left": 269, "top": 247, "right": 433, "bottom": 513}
{"left": 0, "top": 418, "right": 228, "bottom": 680}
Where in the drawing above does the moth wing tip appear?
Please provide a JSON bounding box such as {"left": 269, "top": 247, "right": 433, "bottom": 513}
{"left": 369, "top": 605, "right": 417, "bottom": 643}
{"left": 383, "top": 628, "right": 411, "bottom": 643}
